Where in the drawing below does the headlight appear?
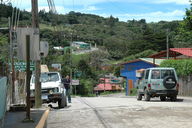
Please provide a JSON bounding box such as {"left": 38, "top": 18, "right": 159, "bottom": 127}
{"left": 49, "top": 90, "right": 53, "bottom": 94}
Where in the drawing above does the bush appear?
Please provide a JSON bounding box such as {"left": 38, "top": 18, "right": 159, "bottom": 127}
{"left": 160, "top": 59, "right": 192, "bottom": 76}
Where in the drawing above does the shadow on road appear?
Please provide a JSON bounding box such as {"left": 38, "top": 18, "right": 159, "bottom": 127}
{"left": 147, "top": 98, "right": 184, "bottom": 102}
{"left": 48, "top": 104, "right": 72, "bottom": 110}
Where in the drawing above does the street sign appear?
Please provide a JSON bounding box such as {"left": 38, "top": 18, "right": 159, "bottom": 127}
{"left": 13, "top": 62, "right": 35, "bottom": 71}
{"left": 72, "top": 79, "right": 80, "bottom": 85}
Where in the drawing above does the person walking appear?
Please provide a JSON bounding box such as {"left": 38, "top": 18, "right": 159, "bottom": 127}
{"left": 63, "top": 75, "right": 71, "bottom": 103}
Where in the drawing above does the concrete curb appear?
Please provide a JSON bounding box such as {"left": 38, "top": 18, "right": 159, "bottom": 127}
{"left": 35, "top": 108, "right": 50, "bottom": 128}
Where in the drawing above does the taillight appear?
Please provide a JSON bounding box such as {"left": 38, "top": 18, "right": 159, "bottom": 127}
{"left": 176, "top": 83, "right": 179, "bottom": 91}
{"left": 148, "top": 84, "right": 151, "bottom": 90}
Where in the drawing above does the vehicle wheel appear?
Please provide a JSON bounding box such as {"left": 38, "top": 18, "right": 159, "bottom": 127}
{"left": 160, "top": 96, "right": 166, "bottom": 101}
{"left": 170, "top": 96, "right": 177, "bottom": 101}
{"left": 144, "top": 90, "right": 150, "bottom": 101}
{"left": 137, "top": 92, "right": 142, "bottom": 101}
{"left": 58, "top": 95, "right": 66, "bottom": 108}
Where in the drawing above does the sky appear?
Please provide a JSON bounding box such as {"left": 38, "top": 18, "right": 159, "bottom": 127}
{"left": 11, "top": 0, "right": 190, "bottom": 23}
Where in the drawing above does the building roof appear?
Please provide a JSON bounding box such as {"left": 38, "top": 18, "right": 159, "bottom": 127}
{"left": 72, "top": 41, "right": 88, "bottom": 45}
{"left": 121, "top": 58, "right": 165, "bottom": 66}
{"left": 149, "top": 48, "right": 192, "bottom": 58}
{"left": 170, "top": 48, "right": 192, "bottom": 57}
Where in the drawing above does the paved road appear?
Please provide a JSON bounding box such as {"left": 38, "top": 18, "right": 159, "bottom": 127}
{"left": 47, "top": 96, "right": 192, "bottom": 128}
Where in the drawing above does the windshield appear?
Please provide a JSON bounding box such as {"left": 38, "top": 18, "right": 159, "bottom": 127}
{"left": 31, "top": 73, "right": 60, "bottom": 83}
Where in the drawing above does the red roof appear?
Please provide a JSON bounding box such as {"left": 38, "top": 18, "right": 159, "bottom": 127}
{"left": 149, "top": 48, "right": 192, "bottom": 58}
{"left": 170, "top": 48, "right": 192, "bottom": 57}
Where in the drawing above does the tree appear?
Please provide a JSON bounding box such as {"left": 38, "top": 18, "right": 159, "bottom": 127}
{"left": 174, "top": 2, "right": 192, "bottom": 47}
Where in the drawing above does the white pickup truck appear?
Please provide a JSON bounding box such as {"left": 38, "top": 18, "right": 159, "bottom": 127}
{"left": 30, "top": 72, "right": 67, "bottom": 108}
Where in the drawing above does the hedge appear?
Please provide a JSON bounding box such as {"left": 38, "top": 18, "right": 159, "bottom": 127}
{"left": 160, "top": 59, "right": 192, "bottom": 76}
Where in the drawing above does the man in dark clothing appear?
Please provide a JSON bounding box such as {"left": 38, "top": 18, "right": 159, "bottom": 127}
{"left": 63, "top": 75, "right": 71, "bottom": 103}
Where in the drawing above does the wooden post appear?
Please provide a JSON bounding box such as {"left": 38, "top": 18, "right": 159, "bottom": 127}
{"left": 26, "top": 35, "right": 31, "bottom": 119}
{"left": 31, "top": 0, "right": 42, "bottom": 108}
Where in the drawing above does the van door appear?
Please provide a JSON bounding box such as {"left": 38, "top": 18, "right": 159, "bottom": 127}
{"left": 143, "top": 69, "right": 150, "bottom": 90}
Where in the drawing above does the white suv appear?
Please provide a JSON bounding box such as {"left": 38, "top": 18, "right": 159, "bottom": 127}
{"left": 137, "top": 68, "right": 179, "bottom": 101}
{"left": 30, "top": 72, "right": 67, "bottom": 108}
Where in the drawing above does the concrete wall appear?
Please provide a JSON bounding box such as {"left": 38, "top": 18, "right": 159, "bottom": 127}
{"left": 0, "top": 77, "right": 7, "bottom": 128}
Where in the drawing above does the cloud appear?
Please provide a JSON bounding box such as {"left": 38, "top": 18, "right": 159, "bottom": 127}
{"left": 152, "top": 0, "right": 190, "bottom": 5}
{"left": 85, "top": 6, "right": 99, "bottom": 11}
{"left": 115, "top": 10, "right": 185, "bottom": 22}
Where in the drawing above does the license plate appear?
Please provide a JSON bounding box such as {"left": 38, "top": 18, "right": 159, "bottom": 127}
{"left": 41, "top": 95, "right": 48, "bottom": 100}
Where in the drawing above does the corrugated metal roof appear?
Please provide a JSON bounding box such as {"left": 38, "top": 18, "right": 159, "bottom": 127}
{"left": 140, "top": 58, "right": 165, "bottom": 66}
{"left": 121, "top": 58, "right": 165, "bottom": 66}
{"left": 170, "top": 48, "right": 192, "bottom": 57}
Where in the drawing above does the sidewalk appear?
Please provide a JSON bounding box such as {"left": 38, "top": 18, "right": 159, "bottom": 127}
{"left": 4, "top": 109, "right": 45, "bottom": 128}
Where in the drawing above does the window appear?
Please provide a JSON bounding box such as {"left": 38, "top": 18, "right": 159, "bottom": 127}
{"left": 145, "top": 70, "right": 149, "bottom": 79}
{"left": 151, "top": 70, "right": 160, "bottom": 79}
{"left": 161, "top": 70, "right": 175, "bottom": 79}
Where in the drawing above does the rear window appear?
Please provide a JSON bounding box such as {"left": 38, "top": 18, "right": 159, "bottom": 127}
{"left": 161, "top": 70, "right": 175, "bottom": 79}
{"left": 151, "top": 70, "right": 160, "bottom": 79}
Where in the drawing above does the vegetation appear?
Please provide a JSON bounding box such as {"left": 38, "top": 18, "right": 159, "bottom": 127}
{"left": 1, "top": 2, "right": 192, "bottom": 95}
{"left": 160, "top": 59, "right": 192, "bottom": 76}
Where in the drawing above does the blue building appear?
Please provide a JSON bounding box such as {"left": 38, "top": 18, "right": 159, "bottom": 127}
{"left": 120, "top": 58, "right": 164, "bottom": 96}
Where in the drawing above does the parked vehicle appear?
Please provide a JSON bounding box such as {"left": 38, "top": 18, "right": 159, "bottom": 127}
{"left": 30, "top": 72, "right": 67, "bottom": 108}
{"left": 136, "top": 67, "right": 179, "bottom": 101}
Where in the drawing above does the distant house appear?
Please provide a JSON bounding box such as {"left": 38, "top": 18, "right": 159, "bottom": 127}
{"left": 94, "top": 76, "right": 123, "bottom": 92}
{"left": 120, "top": 58, "right": 165, "bottom": 96}
{"left": 72, "top": 41, "right": 90, "bottom": 50}
{"left": 53, "top": 46, "right": 64, "bottom": 51}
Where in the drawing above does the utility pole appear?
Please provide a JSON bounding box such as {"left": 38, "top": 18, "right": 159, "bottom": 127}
{"left": 9, "top": 17, "right": 15, "bottom": 104}
{"left": 166, "top": 29, "right": 169, "bottom": 59}
{"left": 26, "top": 35, "right": 31, "bottom": 120}
{"left": 31, "top": 0, "right": 42, "bottom": 108}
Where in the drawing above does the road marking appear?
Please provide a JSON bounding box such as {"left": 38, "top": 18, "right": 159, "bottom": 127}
{"left": 35, "top": 108, "right": 50, "bottom": 128}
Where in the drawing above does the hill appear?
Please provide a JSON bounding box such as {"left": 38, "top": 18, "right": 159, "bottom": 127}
{"left": 0, "top": 3, "right": 181, "bottom": 63}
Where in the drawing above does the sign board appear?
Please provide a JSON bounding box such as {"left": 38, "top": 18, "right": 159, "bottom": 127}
{"left": 40, "top": 41, "right": 49, "bottom": 57}
{"left": 72, "top": 79, "right": 79, "bottom": 85}
{"left": 41, "top": 65, "right": 49, "bottom": 72}
{"left": 13, "top": 62, "right": 35, "bottom": 71}
{"left": 16, "top": 28, "right": 40, "bottom": 61}
{"left": 51, "top": 64, "right": 61, "bottom": 71}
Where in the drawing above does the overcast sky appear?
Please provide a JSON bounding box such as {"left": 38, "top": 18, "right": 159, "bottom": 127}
{"left": 11, "top": 0, "right": 190, "bottom": 22}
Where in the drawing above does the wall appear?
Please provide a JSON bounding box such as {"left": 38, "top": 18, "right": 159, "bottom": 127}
{"left": 0, "top": 77, "right": 7, "bottom": 128}
{"left": 178, "top": 76, "right": 192, "bottom": 96}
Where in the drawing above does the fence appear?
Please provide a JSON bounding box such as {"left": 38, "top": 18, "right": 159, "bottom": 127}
{"left": 0, "top": 77, "right": 7, "bottom": 128}
{"left": 178, "top": 76, "right": 192, "bottom": 96}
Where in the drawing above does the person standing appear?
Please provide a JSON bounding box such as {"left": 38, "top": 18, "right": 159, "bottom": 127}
{"left": 63, "top": 75, "right": 71, "bottom": 103}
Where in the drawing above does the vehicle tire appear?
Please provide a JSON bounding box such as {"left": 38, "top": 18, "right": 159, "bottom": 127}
{"left": 144, "top": 90, "right": 150, "bottom": 101}
{"left": 137, "top": 92, "right": 142, "bottom": 101}
{"left": 160, "top": 96, "right": 166, "bottom": 101}
{"left": 163, "top": 76, "right": 177, "bottom": 89}
{"left": 58, "top": 95, "right": 65, "bottom": 108}
{"left": 170, "top": 95, "right": 177, "bottom": 101}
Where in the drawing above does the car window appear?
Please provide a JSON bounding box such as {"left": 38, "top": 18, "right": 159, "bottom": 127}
{"left": 161, "top": 70, "right": 175, "bottom": 79}
{"left": 145, "top": 70, "right": 149, "bottom": 79}
{"left": 31, "top": 73, "right": 60, "bottom": 83}
{"left": 151, "top": 70, "right": 160, "bottom": 79}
